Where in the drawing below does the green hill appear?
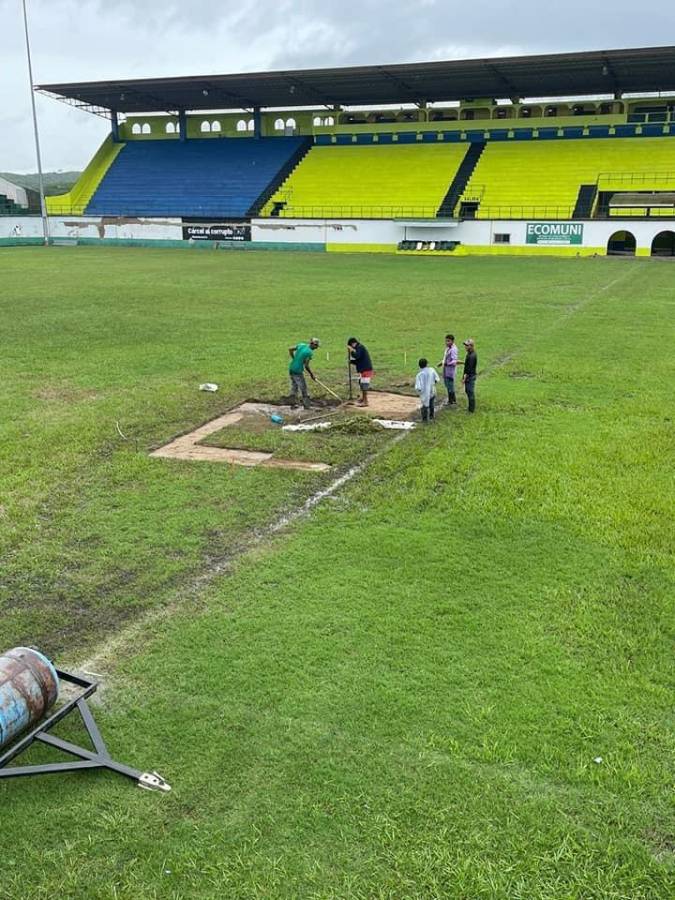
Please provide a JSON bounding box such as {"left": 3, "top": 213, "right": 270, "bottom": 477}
{"left": 0, "top": 171, "right": 81, "bottom": 196}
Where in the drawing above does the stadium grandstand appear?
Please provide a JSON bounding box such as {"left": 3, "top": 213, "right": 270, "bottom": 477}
{"left": 0, "top": 175, "right": 35, "bottom": 215}
{"left": 4, "top": 46, "right": 675, "bottom": 255}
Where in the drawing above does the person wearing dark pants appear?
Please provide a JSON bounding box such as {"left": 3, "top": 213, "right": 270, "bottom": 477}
{"left": 421, "top": 396, "right": 436, "bottom": 422}
{"left": 438, "top": 334, "right": 458, "bottom": 406}
{"left": 347, "top": 337, "right": 374, "bottom": 407}
{"left": 288, "top": 337, "right": 320, "bottom": 409}
{"left": 415, "top": 358, "right": 440, "bottom": 422}
{"left": 462, "top": 338, "right": 478, "bottom": 413}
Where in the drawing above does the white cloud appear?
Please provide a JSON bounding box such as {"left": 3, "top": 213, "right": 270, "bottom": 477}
{"left": 1, "top": 0, "right": 673, "bottom": 171}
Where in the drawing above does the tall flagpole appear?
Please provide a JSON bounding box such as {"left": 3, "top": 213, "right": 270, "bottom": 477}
{"left": 21, "top": 0, "right": 50, "bottom": 245}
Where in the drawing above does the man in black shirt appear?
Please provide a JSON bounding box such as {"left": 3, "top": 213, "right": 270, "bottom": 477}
{"left": 347, "top": 337, "right": 374, "bottom": 407}
{"left": 462, "top": 338, "right": 478, "bottom": 413}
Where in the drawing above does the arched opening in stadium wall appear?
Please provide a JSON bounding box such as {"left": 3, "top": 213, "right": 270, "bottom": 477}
{"left": 607, "top": 231, "right": 636, "bottom": 256}
{"left": 650, "top": 231, "right": 675, "bottom": 257}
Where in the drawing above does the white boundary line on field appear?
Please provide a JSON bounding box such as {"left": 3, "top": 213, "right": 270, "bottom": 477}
{"left": 75, "top": 434, "right": 405, "bottom": 679}
{"left": 483, "top": 264, "right": 640, "bottom": 379}
{"left": 75, "top": 262, "right": 638, "bottom": 679}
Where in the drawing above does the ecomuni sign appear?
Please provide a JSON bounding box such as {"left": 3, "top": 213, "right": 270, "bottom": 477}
{"left": 526, "top": 223, "right": 584, "bottom": 246}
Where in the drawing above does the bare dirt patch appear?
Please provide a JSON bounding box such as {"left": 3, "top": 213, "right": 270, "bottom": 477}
{"left": 35, "top": 385, "right": 100, "bottom": 403}
{"left": 344, "top": 392, "right": 419, "bottom": 418}
{"left": 151, "top": 406, "right": 331, "bottom": 470}
{"left": 150, "top": 393, "right": 417, "bottom": 470}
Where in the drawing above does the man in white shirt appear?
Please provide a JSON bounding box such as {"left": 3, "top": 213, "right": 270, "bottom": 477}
{"left": 415, "top": 358, "right": 440, "bottom": 422}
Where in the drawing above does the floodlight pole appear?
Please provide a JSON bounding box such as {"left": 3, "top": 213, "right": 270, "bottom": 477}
{"left": 21, "top": 0, "right": 50, "bottom": 246}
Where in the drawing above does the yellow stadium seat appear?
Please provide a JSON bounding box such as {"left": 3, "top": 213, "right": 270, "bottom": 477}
{"left": 263, "top": 143, "right": 468, "bottom": 218}
{"left": 461, "top": 137, "right": 675, "bottom": 219}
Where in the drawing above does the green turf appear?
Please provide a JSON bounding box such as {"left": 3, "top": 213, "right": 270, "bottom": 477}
{"left": 202, "top": 415, "right": 393, "bottom": 464}
{"left": 0, "top": 247, "right": 673, "bottom": 898}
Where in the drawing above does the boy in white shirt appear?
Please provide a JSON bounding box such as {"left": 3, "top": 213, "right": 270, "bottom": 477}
{"left": 415, "top": 358, "right": 440, "bottom": 422}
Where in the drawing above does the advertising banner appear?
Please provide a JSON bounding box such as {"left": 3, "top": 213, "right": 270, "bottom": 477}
{"left": 526, "top": 222, "right": 584, "bottom": 246}
{"left": 182, "top": 221, "right": 251, "bottom": 242}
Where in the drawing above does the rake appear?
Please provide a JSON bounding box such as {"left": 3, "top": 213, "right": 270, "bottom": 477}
{"left": 313, "top": 377, "right": 344, "bottom": 403}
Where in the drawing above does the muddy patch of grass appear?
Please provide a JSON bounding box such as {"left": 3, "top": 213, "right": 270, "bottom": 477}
{"left": 201, "top": 410, "right": 392, "bottom": 466}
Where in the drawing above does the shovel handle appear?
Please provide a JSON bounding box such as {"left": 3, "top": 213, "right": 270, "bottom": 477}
{"left": 314, "top": 378, "right": 343, "bottom": 402}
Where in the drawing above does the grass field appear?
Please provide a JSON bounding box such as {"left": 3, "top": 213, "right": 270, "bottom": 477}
{"left": 0, "top": 247, "right": 673, "bottom": 898}
{"left": 201, "top": 410, "right": 394, "bottom": 465}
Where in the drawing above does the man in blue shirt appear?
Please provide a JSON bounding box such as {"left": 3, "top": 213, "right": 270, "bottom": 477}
{"left": 347, "top": 337, "right": 374, "bottom": 407}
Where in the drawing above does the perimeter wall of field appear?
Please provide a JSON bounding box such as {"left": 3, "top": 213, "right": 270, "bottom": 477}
{"left": 1, "top": 215, "right": 673, "bottom": 257}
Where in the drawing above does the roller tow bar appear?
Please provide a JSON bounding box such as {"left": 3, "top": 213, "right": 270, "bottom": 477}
{"left": 0, "top": 651, "right": 170, "bottom": 792}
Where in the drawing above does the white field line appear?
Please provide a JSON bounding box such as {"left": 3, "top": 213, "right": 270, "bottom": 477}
{"left": 483, "top": 264, "right": 639, "bottom": 378}
{"left": 75, "top": 434, "right": 405, "bottom": 677}
{"left": 75, "top": 264, "right": 635, "bottom": 678}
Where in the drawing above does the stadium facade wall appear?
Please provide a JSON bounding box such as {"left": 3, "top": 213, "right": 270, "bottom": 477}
{"left": 1, "top": 215, "right": 673, "bottom": 257}
{"left": 251, "top": 217, "right": 671, "bottom": 257}
{"left": 0, "top": 177, "right": 29, "bottom": 209}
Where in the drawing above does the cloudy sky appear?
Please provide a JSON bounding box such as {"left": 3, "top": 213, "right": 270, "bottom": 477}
{"left": 2, "top": 0, "right": 674, "bottom": 171}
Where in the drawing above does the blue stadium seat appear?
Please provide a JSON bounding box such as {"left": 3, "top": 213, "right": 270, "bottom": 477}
{"left": 85, "top": 137, "right": 307, "bottom": 217}
{"left": 512, "top": 128, "right": 533, "bottom": 140}
{"left": 563, "top": 127, "right": 585, "bottom": 139}
{"left": 335, "top": 134, "right": 353, "bottom": 145}
{"left": 615, "top": 125, "right": 638, "bottom": 138}
{"left": 420, "top": 131, "right": 439, "bottom": 142}
{"left": 442, "top": 131, "right": 463, "bottom": 142}
{"left": 641, "top": 124, "right": 666, "bottom": 137}
{"left": 537, "top": 128, "right": 559, "bottom": 140}
{"left": 315, "top": 134, "right": 332, "bottom": 145}
{"left": 487, "top": 129, "right": 509, "bottom": 141}
{"left": 377, "top": 133, "right": 394, "bottom": 143}
{"left": 355, "top": 133, "right": 374, "bottom": 144}
{"left": 588, "top": 126, "right": 610, "bottom": 138}
{"left": 397, "top": 132, "right": 417, "bottom": 143}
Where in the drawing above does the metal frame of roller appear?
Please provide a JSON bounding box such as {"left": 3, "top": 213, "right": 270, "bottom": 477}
{"left": 0, "top": 661, "right": 170, "bottom": 792}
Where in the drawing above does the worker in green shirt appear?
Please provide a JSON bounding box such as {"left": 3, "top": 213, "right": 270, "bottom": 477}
{"left": 288, "top": 338, "right": 320, "bottom": 408}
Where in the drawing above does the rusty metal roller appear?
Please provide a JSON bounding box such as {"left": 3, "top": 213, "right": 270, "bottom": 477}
{"left": 0, "top": 647, "right": 59, "bottom": 750}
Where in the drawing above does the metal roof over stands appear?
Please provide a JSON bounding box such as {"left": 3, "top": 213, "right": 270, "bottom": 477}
{"left": 37, "top": 46, "right": 675, "bottom": 115}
